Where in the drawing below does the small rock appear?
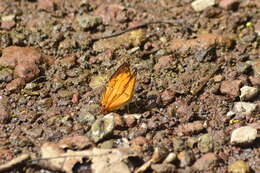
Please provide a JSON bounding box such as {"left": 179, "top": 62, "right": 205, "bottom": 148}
{"left": 131, "top": 136, "right": 148, "bottom": 146}
{"left": 0, "top": 68, "right": 13, "bottom": 82}
{"left": 239, "top": 86, "right": 258, "bottom": 101}
{"left": 228, "top": 160, "right": 250, "bottom": 173}
{"left": 113, "top": 113, "right": 125, "bottom": 129}
{"left": 233, "top": 102, "right": 257, "bottom": 115}
{"left": 100, "top": 139, "right": 114, "bottom": 149}
{"left": 172, "top": 138, "right": 185, "bottom": 152}
{"left": 77, "top": 105, "right": 97, "bottom": 125}
{"left": 177, "top": 150, "right": 195, "bottom": 167}
{"left": 198, "top": 134, "right": 214, "bottom": 153}
{"left": 247, "top": 59, "right": 260, "bottom": 76}
{"left": 161, "top": 90, "right": 175, "bottom": 105}
{"left": 249, "top": 76, "right": 260, "bottom": 86}
{"left": 71, "top": 93, "right": 80, "bottom": 104}
{"left": 230, "top": 126, "right": 257, "bottom": 145}
{"left": 192, "top": 153, "right": 218, "bottom": 171}
{"left": 213, "top": 75, "right": 224, "bottom": 82}
{"left": 123, "top": 114, "right": 137, "bottom": 128}
{"left": 0, "top": 104, "right": 10, "bottom": 124}
{"left": 93, "top": 29, "right": 146, "bottom": 52}
{"left": 0, "top": 46, "right": 47, "bottom": 82}
{"left": 58, "top": 56, "right": 77, "bottom": 69}
{"left": 89, "top": 74, "right": 108, "bottom": 89}
{"left": 1, "top": 15, "right": 16, "bottom": 30}
{"left": 176, "top": 121, "right": 204, "bottom": 135}
{"left": 154, "top": 56, "right": 172, "bottom": 71}
{"left": 151, "top": 163, "right": 176, "bottom": 173}
{"left": 57, "top": 90, "right": 74, "bottom": 99}
{"left": 219, "top": 0, "right": 239, "bottom": 10}
{"left": 191, "top": 0, "right": 215, "bottom": 12}
{"left": 38, "top": 0, "right": 55, "bottom": 12}
{"left": 163, "top": 152, "right": 177, "bottom": 163}
{"left": 76, "top": 14, "right": 102, "bottom": 30}
{"left": 90, "top": 113, "right": 115, "bottom": 143}
{"left": 220, "top": 80, "right": 242, "bottom": 98}
{"left": 6, "top": 78, "right": 25, "bottom": 91}
{"left": 236, "top": 62, "right": 251, "bottom": 74}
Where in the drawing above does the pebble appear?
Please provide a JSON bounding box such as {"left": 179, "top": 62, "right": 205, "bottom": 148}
{"left": 219, "top": 0, "right": 240, "bottom": 10}
{"left": 93, "top": 29, "right": 146, "bottom": 52}
{"left": 89, "top": 74, "right": 108, "bottom": 89}
{"left": 6, "top": 78, "right": 25, "bottom": 91}
{"left": 220, "top": 80, "right": 242, "bottom": 98}
{"left": 233, "top": 102, "right": 257, "bottom": 115}
{"left": 172, "top": 137, "right": 186, "bottom": 152}
{"left": 161, "top": 90, "right": 175, "bottom": 105}
{"left": 198, "top": 134, "right": 214, "bottom": 153}
{"left": 38, "top": 0, "right": 55, "bottom": 12}
{"left": 0, "top": 68, "right": 13, "bottom": 82}
{"left": 236, "top": 62, "right": 251, "bottom": 74}
{"left": 191, "top": 0, "right": 215, "bottom": 12}
{"left": 230, "top": 126, "right": 257, "bottom": 145}
{"left": 151, "top": 163, "right": 176, "bottom": 173}
{"left": 90, "top": 113, "right": 115, "bottom": 143}
{"left": 192, "top": 153, "right": 218, "bottom": 171}
{"left": 228, "top": 160, "right": 250, "bottom": 173}
{"left": 247, "top": 59, "right": 260, "bottom": 76}
{"left": 76, "top": 14, "right": 102, "bottom": 30}
{"left": 1, "top": 15, "right": 16, "bottom": 30}
{"left": 239, "top": 86, "right": 258, "bottom": 101}
{"left": 0, "top": 104, "right": 10, "bottom": 124}
{"left": 177, "top": 150, "right": 195, "bottom": 167}
{"left": 123, "top": 114, "right": 137, "bottom": 128}
{"left": 249, "top": 76, "right": 260, "bottom": 86}
{"left": 176, "top": 121, "right": 205, "bottom": 135}
{"left": 163, "top": 152, "right": 177, "bottom": 163}
{"left": 77, "top": 105, "right": 97, "bottom": 125}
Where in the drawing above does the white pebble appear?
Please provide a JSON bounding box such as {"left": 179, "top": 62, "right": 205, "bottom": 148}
{"left": 191, "top": 0, "right": 215, "bottom": 12}
{"left": 233, "top": 102, "right": 257, "bottom": 114}
{"left": 240, "top": 86, "right": 258, "bottom": 101}
{"left": 231, "top": 126, "right": 257, "bottom": 145}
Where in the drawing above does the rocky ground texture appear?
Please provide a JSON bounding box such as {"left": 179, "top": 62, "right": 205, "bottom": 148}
{"left": 0, "top": 0, "right": 259, "bottom": 173}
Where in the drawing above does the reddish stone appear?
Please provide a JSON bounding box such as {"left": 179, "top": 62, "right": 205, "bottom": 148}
{"left": 112, "top": 113, "right": 125, "bottom": 129}
{"left": 219, "top": 0, "right": 239, "bottom": 10}
{"left": 71, "top": 93, "right": 80, "bottom": 104}
{"left": 161, "top": 90, "right": 175, "bottom": 105}
{"left": 6, "top": 78, "right": 25, "bottom": 91}
{"left": 131, "top": 136, "right": 148, "bottom": 146}
{"left": 249, "top": 76, "right": 260, "bottom": 86}
{"left": 220, "top": 80, "right": 242, "bottom": 98}
{"left": 123, "top": 114, "right": 137, "bottom": 128}
{"left": 192, "top": 153, "right": 218, "bottom": 171}
{"left": 38, "top": 0, "right": 55, "bottom": 12}
{"left": 0, "top": 46, "right": 42, "bottom": 82}
{"left": 154, "top": 56, "right": 172, "bottom": 71}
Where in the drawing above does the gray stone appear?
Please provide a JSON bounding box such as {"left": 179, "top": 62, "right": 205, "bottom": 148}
{"left": 90, "top": 113, "right": 115, "bottom": 143}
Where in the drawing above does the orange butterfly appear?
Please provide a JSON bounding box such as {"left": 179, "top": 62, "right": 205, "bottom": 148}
{"left": 101, "top": 62, "right": 137, "bottom": 114}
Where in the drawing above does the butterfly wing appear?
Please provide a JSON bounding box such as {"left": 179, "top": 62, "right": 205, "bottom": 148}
{"left": 105, "top": 70, "right": 136, "bottom": 112}
{"left": 101, "top": 63, "right": 136, "bottom": 113}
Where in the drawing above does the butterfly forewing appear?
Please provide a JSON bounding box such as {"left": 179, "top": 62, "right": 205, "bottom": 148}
{"left": 101, "top": 63, "right": 136, "bottom": 114}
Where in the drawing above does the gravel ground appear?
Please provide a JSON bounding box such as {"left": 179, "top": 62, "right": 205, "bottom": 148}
{"left": 0, "top": 0, "right": 259, "bottom": 173}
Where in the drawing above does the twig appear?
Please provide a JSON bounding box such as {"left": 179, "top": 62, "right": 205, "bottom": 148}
{"left": 91, "top": 20, "right": 178, "bottom": 42}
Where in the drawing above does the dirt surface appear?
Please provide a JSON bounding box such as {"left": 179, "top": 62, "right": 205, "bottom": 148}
{"left": 0, "top": 0, "right": 259, "bottom": 173}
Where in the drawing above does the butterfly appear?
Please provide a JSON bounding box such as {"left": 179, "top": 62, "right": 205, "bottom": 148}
{"left": 101, "top": 62, "right": 137, "bottom": 114}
